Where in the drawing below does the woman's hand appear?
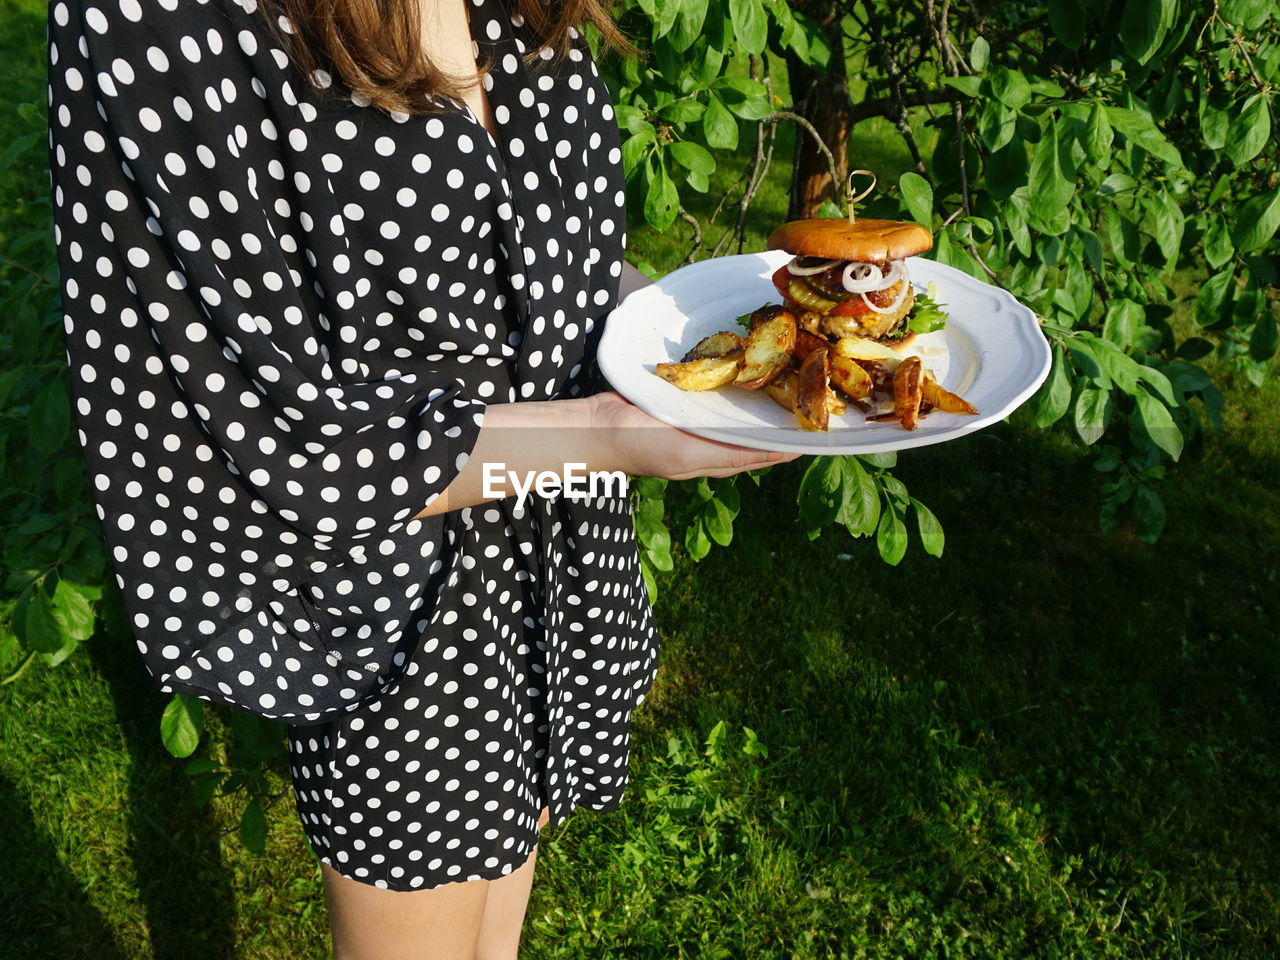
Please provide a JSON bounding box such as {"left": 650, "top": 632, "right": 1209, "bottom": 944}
{"left": 586, "top": 391, "right": 802, "bottom": 480}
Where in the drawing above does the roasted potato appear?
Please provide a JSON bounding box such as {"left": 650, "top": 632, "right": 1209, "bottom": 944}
{"left": 795, "top": 348, "right": 831, "bottom": 432}
{"left": 763, "top": 368, "right": 800, "bottom": 413}
{"left": 655, "top": 352, "right": 745, "bottom": 391}
{"left": 922, "top": 373, "right": 978, "bottom": 415}
{"left": 764, "top": 364, "right": 846, "bottom": 421}
{"left": 834, "top": 336, "right": 905, "bottom": 364}
{"left": 743, "top": 303, "right": 790, "bottom": 332}
{"left": 734, "top": 308, "right": 797, "bottom": 389}
{"left": 828, "top": 352, "right": 873, "bottom": 400}
{"left": 892, "top": 355, "right": 924, "bottom": 431}
{"left": 681, "top": 330, "right": 747, "bottom": 362}
{"left": 794, "top": 328, "right": 829, "bottom": 359}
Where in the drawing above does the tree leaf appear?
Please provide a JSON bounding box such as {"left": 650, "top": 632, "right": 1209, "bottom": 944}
{"left": 1199, "top": 99, "right": 1230, "bottom": 151}
{"left": 990, "top": 67, "right": 1032, "bottom": 111}
{"left": 669, "top": 0, "right": 710, "bottom": 51}
{"left": 1073, "top": 384, "right": 1111, "bottom": 445}
{"left": 1084, "top": 105, "right": 1114, "bottom": 163}
{"left": 1232, "top": 187, "right": 1280, "bottom": 253}
{"left": 644, "top": 160, "right": 679, "bottom": 231}
{"left": 657, "top": 99, "right": 705, "bottom": 123}
{"left": 1105, "top": 107, "right": 1183, "bottom": 166}
{"left": 28, "top": 377, "right": 71, "bottom": 458}
{"left": 875, "top": 500, "right": 908, "bottom": 566}
{"left": 1028, "top": 344, "right": 1073, "bottom": 428}
{"left": 1194, "top": 269, "right": 1235, "bottom": 327}
{"left": 1028, "top": 121, "right": 1076, "bottom": 230}
{"left": 240, "top": 797, "right": 268, "bottom": 855}
{"left": 797, "top": 456, "right": 843, "bottom": 533}
{"left": 940, "top": 76, "right": 982, "bottom": 97}
{"left": 1121, "top": 0, "right": 1173, "bottom": 64}
{"left": 669, "top": 140, "right": 715, "bottom": 176}
{"left": 51, "top": 579, "right": 97, "bottom": 644}
{"left": 1204, "top": 216, "right": 1235, "bottom": 270}
{"left": 21, "top": 585, "right": 65, "bottom": 654}
{"left": 160, "top": 694, "right": 204, "bottom": 759}
{"left": 713, "top": 77, "right": 772, "bottom": 120}
{"left": 898, "top": 172, "right": 933, "bottom": 227}
{"left": 727, "top": 0, "right": 767, "bottom": 55}
{"left": 1135, "top": 392, "right": 1183, "bottom": 460}
{"left": 620, "top": 131, "right": 653, "bottom": 178}
{"left": 1133, "top": 484, "right": 1167, "bottom": 543}
{"left": 978, "top": 100, "right": 1017, "bottom": 153}
{"left": 1250, "top": 311, "right": 1278, "bottom": 362}
{"left": 1049, "top": 0, "right": 1085, "bottom": 49}
{"left": 1098, "top": 173, "right": 1138, "bottom": 195}
{"left": 837, "top": 457, "right": 880, "bottom": 537}
{"left": 1226, "top": 94, "right": 1271, "bottom": 167}
{"left": 969, "top": 36, "right": 990, "bottom": 71}
{"left": 910, "top": 499, "right": 945, "bottom": 558}
{"left": 1102, "top": 299, "right": 1145, "bottom": 351}
{"left": 702, "top": 92, "right": 738, "bottom": 150}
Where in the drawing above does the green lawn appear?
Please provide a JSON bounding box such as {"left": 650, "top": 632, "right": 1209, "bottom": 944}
{"left": 3, "top": 1, "right": 1279, "bottom": 957}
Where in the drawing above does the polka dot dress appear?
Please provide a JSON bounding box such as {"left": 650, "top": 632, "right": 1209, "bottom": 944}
{"left": 48, "top": 0, "right": 659, "bottom": 889}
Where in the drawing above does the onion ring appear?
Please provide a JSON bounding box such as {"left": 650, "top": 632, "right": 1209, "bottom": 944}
{"left": 859, "top": 269, "right": 911, "bottom": 315}
{"left": 786, "top": 256, "right": 841, "bottom": 276}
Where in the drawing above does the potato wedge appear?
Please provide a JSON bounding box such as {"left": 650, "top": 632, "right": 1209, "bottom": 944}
{"left": 795, "top": 348, "right": 831, "bottom": 432}
{"left": 828, "top": 351, "right": 873, "bottom": 400}
{"left": 655, "top": 351, "right": 745, "bottom": 391}
{"left": 834, "top": 336, "right": 905, "bottom": 364}
{"left": 743, "top": 303, "right": 790, "bottom": 332}
{"left": 794, "top": 328, "right": 830, "bottom": 360}
{"left": 892, "top": 355, "right": 924, "bottom": 431}
{"left": 734, "top": 308, "right": 796, "bottom": 389}
{"left": 828, "top": 392, "right": 847, "bottom": 417}
{"left": 922, "top": 373, "right": 978, "bottom": 414}
{"left": 682, "top": 330, "right": 747, "bottom": 362}
{"left": 763, "top": 369, "right": 800, "bottom": 413}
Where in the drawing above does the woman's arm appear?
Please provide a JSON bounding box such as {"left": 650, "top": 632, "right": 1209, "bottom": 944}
{"left": 414, "top": 392, "right": 798, "bottom": 517}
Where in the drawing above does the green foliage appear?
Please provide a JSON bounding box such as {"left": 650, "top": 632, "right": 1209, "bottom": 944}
{"left": 603, "top": 0, "right": 1278, "bottom": 573}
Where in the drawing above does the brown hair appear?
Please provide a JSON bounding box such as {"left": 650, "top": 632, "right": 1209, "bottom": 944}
{"left": 255, "top": 0, "right": 634, "bottom": 116}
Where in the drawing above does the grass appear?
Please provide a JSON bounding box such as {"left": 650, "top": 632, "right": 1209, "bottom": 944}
{"left": 3, "top": 1, "right": 1280, "bottom": 957}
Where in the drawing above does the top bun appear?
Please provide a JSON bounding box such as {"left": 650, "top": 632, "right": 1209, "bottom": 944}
{"left": 768, "top": 217, "right": 933, "bottom": 263}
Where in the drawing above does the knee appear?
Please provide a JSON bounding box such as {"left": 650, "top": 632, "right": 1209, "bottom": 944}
{"left": 537, "top": 806, "right": 550, "bottom": 831}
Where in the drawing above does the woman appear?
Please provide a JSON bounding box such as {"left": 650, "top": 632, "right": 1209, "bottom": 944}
{"left": 48, "top": 0, "right": 793, "bottom": 955}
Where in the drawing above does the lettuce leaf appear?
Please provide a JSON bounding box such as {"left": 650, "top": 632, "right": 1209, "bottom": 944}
{"left": 907, "top": 290, "right": 949, "bottom": 334}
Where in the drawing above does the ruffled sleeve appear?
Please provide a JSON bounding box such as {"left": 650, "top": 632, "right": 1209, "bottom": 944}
{"left": 48, "top": 0, "right": 486, "bottom": 720}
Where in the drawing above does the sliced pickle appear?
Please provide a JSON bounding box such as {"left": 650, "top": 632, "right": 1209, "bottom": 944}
{"left": 787, "top": 277, "right": 838, "bottom": 313}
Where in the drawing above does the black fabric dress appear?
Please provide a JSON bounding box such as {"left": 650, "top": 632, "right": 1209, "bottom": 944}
{"left": 48, "top": 0, "right": 659, "bottom": 889}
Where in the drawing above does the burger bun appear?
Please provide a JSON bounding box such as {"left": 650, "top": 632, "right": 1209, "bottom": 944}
{"left": 768, "top": 217, "right": 933, "bottom": 264}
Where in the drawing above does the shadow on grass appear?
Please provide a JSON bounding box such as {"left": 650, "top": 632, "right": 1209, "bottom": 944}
{"left": 638, "top": 417, "right": 1280, "bottom": 954}
{"left": 0, "top": 775, "right": 127, "bottom": 960}
{"left": 82, "top": 635, "right": 240, "bottom": 960}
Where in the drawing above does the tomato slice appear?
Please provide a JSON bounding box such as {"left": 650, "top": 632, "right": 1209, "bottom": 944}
{"left": 770, "top": 265, "right": 792, "bottom": 301}
{"left": 830, "top": 295, "right": 872, "bottom": 317}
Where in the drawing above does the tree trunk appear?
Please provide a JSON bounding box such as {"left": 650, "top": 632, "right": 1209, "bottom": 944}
{"left": 785, "top": 3, "right": 850, "bottom": 219}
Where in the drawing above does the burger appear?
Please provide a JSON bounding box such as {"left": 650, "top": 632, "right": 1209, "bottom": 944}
{"left": 764, "top": 217, "right": 946, "bottom": 345}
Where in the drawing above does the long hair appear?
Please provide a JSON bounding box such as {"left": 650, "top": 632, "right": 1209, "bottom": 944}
{"left": 254, "top": 0, "right": 633, "bottom": 116}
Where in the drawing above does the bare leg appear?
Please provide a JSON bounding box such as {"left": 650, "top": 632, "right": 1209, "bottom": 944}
{"left": 323, "top": 861, "right": 492, "bottom": 960}
{"left": 473, "top": 806, "right": 551, "bottom": 960}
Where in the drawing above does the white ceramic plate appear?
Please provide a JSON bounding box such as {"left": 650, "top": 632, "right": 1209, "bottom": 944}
{"left": 597, "top": 251, "right": 1052, "bottom": 454}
